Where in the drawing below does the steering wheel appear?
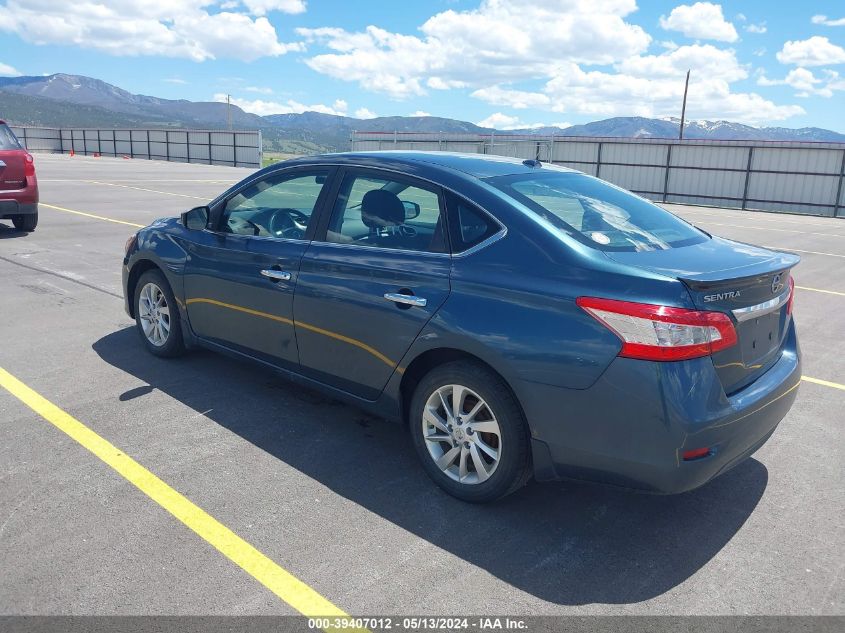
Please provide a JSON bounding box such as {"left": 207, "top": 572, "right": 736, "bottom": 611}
{"left": 269, "top": 208, "right": 308, "bottom": 240}
{"left": 227, "top": 216, "right": 263, "bottom": 236}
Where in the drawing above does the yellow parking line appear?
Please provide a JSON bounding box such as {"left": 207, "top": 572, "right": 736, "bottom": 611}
{"left": 763, "top": 246, "right": 845, "bottom": 259}
{"left": 41, "top": 203, "right": 144, "bottom": 228}
{"left": 796, "top": 286, "right": 845, "bottom": 297}
{"left": 41, "top": 179, "right": 235, "bottom": 183}
{"left": 0, "top": 367, "right": 355, "bottom": 626}
{"left": 802, "top": 376, "right": 845, "bottom": 392}
{"left": 86, "top": 180, "right": 209, "bottom": 200}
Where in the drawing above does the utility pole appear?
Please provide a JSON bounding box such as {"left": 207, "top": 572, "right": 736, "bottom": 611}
{"left": 679, "top": 69, "right": 690, "bottom": 141}
{"left": 226, "top": 94, "right": 232, "bottom": 130}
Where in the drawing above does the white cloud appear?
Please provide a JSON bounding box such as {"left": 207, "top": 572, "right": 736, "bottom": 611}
{"left": 164, "top": 77, "right": 187, "bottom": 84}
{"left": 811, "top": 15, "right": 845, "bottom": 27}
{"left": 297, "top": 1, "right": 799, "bottom": 126}
{"left": 745, "top": 23, "right": 766, "bottom": 34}
{"left": 240, "top": 0, "right": 306, "bottom": 16}
{"left": 471, "top": 86, "right": 551, "bottom": 109}
{"left": 354, "top": 107, "right": 378, "bottom": 119}
{"left": 476, "top": 113, "right": 569, "bottom": 130}
{"left": 298, "top": 0, "right": 651, "bottom": 99}
{"left": 215, "top": 94, "right": 348, "bottom": 116}
{"left": 475, "top": 46, "right": 803, "bottom": 125}
{"left": 758, "top": 67, "right": 844, "bottom": 98}
{"left": 659, "top": 2, "right": 738, "bottom": 43}
{"left": 616, "top": 44, "right": 747, "bottom": 82}
{"left": 0, "top": 62, "right": 22, "bottom": 76}
{"left": 777, "top": 36, "right": 845, "bottom": 66}
{"left": 246, "top": 86, "right": 273, "bottom": 94}
{"left": 0, "top": 1, "right": 303, "bottom": 62}
{"left": 409, "top": 110, "right": 431, "bottom": 117}
{"left": 477, "top": 113, "right": 522, "bottom": 129}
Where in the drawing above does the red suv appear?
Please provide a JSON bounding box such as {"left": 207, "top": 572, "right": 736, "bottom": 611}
{"left": 0, "top": 121, "right": 38, "bottom": 232}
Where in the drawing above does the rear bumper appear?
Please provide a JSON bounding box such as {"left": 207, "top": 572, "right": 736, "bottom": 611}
{"left": 523, "top": 320, "right": 801, "bottom": 494}
{"left": 0, "top": 201, "right": 38, "bottom": 218}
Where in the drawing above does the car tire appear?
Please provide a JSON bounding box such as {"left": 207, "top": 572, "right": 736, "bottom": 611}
{"left": 409, "top": 361, "right": 531, "bottom": 502}
{"left": 12, "top": 212, "right": 37, "bottom": 232}
{"left": 133, "top": 269, "right": 185, "bottom": 358}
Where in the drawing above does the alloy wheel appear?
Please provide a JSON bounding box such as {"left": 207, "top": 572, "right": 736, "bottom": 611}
{"left": 138, "top": 282, "right": 171, "bottom": 347}
{"left": 422, "top": 384, "right": 502, "bottom": 484}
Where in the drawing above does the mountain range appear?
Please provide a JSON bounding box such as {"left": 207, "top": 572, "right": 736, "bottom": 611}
{"left": 1, "top": 73, "right": 844, "bottom": 153}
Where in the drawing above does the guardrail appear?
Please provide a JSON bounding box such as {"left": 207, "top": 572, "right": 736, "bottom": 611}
{"left": 351, "top": 131, "right": 845, "bottom": 218}
{"left": 10, "top": 126, "right": 262, "bottom": 169}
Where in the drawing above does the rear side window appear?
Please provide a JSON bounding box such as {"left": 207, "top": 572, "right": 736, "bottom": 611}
{"left": 486, "top": 171, "right": 706, "bottom": 252}
{"left": 446, "top": 193, "right": 500, "bottom": 252}
{"left": 0, "top": 124, "right": 22, "bottom": 150}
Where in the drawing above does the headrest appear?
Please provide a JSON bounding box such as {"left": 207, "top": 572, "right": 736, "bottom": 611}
{"left": 361, "top": 189, "right": 405, "bottom": 229}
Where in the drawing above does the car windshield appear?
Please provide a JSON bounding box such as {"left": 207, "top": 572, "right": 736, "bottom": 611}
{"left": 0, "top": 124, "right": 22, "bottom": 150}
{"left": 486, "top": 171, "right": 707, "bottom": 252}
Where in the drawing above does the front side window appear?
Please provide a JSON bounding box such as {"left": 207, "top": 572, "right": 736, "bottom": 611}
{"left": 220, "top": 171, "right": 329, "bottom": 239}
{"left": 486, "top": 171, "right": 707, "bottom": 252}
{"left": 325, "top": 173, "right": 447, "bottom": 253}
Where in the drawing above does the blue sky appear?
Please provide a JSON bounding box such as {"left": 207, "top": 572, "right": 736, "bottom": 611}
{"left": 1, "top": 1, "right": 844, "bottom": 131}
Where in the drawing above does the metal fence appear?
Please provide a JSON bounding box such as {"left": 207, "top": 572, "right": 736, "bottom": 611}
{"left": 351, "top": 132, "right": 845, "bottom": 218}
{"left": 10, "top": 126, "right": 262, "bottom": 169}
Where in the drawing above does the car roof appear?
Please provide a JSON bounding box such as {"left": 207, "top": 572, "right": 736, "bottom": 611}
{"left": 281, "top": 151, "right": 578, "bottom": 179}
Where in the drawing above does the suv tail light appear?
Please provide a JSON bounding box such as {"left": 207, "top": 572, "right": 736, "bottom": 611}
{"left": 577, "top": 297, "right": 738, "bottom": 361}
{"left": 24, "top": 153, "right": 35, "bottom": 177}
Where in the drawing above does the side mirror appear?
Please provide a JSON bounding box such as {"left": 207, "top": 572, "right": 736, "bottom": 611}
{"left": 182, "top": 206, "right": 209, "bottom": 230}
{"left": 402, "top": 200, "right": 421, "bottom": 220}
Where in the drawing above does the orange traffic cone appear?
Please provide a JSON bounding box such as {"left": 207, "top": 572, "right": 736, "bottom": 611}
{"left": 69, "top": 149, "right": 75, "bottom": 157}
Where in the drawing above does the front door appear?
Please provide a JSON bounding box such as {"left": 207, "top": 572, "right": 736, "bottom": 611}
{"left": 182, "top": 168, "right": 333, "bottom": 369}
{"left": 294, "top": 169, "right": 452, "bottom": 400}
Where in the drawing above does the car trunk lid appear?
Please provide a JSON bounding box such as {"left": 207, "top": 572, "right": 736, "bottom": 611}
{"left": 607, "top": 237, "right": 799, "bottom": 394}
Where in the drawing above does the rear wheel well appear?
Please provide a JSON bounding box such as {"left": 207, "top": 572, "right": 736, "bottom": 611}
{"left": 399, "top": 348, "right": 524, "bottom": 426}
{"left": 126, "top": 260, "right": 162, "bottom": 318}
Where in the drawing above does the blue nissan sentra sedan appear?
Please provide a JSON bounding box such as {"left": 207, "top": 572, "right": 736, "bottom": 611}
{"left": 122, "top": 152, "right": 801, "bottom": 502}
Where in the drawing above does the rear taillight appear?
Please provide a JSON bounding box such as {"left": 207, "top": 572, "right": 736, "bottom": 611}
{"left": 577, "top": 297, "right": 738, "bottom": 361}
{"left": 24, "top": 153, "right": 35, "bottom": 177}
{"left": 786, "top": 276, "right": 795, "bottom": 316}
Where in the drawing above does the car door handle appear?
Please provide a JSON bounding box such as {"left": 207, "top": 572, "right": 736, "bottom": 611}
{"left": 260, "top": 269, "right": 292, "bottom": 281}
{"left": 384, "top": 293, "right": 427, "bottom": 307}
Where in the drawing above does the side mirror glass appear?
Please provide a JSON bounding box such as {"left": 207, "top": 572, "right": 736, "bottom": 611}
{"left": 182, "top": 206, "right": 209, "bottom": 230}
{"left": 402, "top": 200, "right": 421, "bottom": 220}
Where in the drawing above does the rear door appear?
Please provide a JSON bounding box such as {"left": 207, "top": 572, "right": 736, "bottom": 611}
{"left": 182, "top": 167, "right": 334, "bottom": 370}
{"left": 0, "top": 124, "right": 26, "bottom": 191}
{"left": 293, "top": 168, "right": 451, "bottom": 400}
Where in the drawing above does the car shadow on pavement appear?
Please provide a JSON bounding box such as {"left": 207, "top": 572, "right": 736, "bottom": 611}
{"left": 0, "top": 223, "right": 27, "bottom": 238}
{"left": 94, "top": 327, "right": 768, "bottom": 606}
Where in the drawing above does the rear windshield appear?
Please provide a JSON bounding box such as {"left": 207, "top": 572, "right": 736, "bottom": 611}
{"left": 0, "top": 124, "right": 22, "bottom": 150}
{"left": 486, "top": 171, "right": 707, "bottom": 252}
